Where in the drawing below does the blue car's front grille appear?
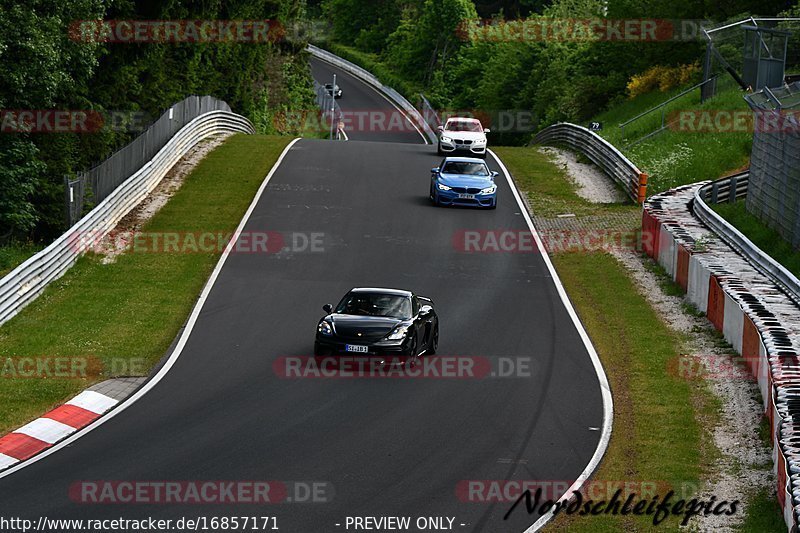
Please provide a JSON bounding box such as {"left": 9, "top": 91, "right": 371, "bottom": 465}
{"left": 452, "top": 187, "right": 482, "bottom": 194}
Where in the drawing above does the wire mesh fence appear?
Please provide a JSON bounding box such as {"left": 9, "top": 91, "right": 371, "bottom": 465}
{"left": 703, "top": 18, "right": 800, "bottom": 91}
{"left": 66, "top": 95, "right": 234, "bottom": 226}
{"left": 745, "top": 82, "right": 800, "bottom": 249}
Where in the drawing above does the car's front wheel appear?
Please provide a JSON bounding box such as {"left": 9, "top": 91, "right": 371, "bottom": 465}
{"left": 437, "top": 144, "right": 444, "bottom": 156}
{"left": 428, "top": 323, "right": 438, "bottom": 354}
{"left": 430, "top": 185, "right": 441, "bottom": 206}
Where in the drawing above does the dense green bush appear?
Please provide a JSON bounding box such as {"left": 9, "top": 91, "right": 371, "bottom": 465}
{"left": 316, "top": 0, "right": 780, "bottom": 145}
{"left": 1, "top": 0, "right": 315, "bottom": 242}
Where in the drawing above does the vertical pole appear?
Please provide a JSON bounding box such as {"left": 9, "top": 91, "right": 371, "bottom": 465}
{"left": 64, "top": 175, "right": 72, "bottom": 227}
{"left": 329, "top": 74, "right": 336, "bottom": 140}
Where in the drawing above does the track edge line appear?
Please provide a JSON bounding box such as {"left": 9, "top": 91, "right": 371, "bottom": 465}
{"left": 488, "top": 148, "right": 614, "bottom": 533}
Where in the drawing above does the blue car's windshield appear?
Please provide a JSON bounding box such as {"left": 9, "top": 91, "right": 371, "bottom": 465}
{"left": 442, "top": 162, "right": 489, "bottom": 176}
{"left": 335, "top": 293, "right": 412, "bottom": 319}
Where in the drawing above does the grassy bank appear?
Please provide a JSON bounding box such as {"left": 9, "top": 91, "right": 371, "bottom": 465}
{"left": 0, "top": 135, "right": 292, "bottom": 434}
{"left": 496, "top": 146, "right": 732, "bottom": 531}
{"left": 492, "top": 146, "right": 640, "bottom": 217}
{"left": 590, "top": 77, "right": 751, "bottom": 194}
{"left": 713, "top": 200, "right": 800, "bottom": 279}
{"left": 0, "top": 242, "right": 43, "bottom": 277}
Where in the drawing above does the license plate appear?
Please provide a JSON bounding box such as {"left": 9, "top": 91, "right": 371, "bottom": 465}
{"left": 345, "top": 344, "right": 369, "bottom": 353}
{"left": 457, "top": 193, "right": 475, "bottom": 199}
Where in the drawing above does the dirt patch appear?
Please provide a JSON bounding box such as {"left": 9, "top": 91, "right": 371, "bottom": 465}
{"left": 538, "top": 146, "right": 627, "bottom": 204}
{"left": 96, "top": 134, "right": 233, "bottom": 263}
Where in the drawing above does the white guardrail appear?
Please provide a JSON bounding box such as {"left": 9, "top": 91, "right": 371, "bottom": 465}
{"left": 306, "top": 44, "right": 438, "bottom": 144}
{"left": 0, "top": 110, "right": 255, "bottom": 326}
{"left": 534, "top": 122, "right": 649, "bottom": 204}
{"left": 693, "top": 172, "right": 800, "bottom": 307}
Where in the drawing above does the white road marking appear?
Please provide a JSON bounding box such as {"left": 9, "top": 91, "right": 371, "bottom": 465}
{"left": 489, "top": 148, "right": 614, "bottom": 533}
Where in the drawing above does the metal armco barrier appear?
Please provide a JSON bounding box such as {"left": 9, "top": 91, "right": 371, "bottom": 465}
{"left": 306, "top": 44, "right": 438, "bottom": 144}
{"left": 534, "top": 122, "right": 648, "bottom": 204}
{"left": 644, "top": 184, "right": 800, "bottom": 531}
{"left": 693, "top": 172, "right": 800, "bottom": 308}
{"left": 0, "top": 109, "right": 255, "bottom": 327}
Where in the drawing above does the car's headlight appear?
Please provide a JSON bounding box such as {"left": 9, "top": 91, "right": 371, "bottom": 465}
{"left": 473, "top": 138, "right": 486, "bottom": 145}
{"left": 480, "top": 185, "right": 497, "bottom": 194}
{"left": 437, "top": 183, "right": 452, "bottom": 191}
{"left": 440, "top": 136, "right": 452, "bottom": 143}
{"left": 317, "top": 320, "right": 333, "bottom": 336}
{"left": 384, "top": 325, "right": 409, "bottom": 341}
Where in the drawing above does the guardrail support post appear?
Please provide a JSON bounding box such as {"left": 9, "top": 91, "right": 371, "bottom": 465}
{"left": 637, "top": 173, "right": 649, "bottom": 204}
{"left": 729, "top": 176, "right": 738, "bottom": 203}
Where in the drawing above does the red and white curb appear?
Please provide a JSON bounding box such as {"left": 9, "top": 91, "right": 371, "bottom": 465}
{"left": 0, "top": 390, "right": 118, "bottom": 470}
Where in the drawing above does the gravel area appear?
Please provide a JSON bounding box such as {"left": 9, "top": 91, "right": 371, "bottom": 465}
{"left": 538, "top": 146, "right": 627, "bottom": 203}
{"left": 97, "top": 133, "right": 233, "bottom": 263}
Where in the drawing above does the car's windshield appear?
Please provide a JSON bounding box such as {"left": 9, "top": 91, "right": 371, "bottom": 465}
{"left": 442, "top": 161, "right": 490, "bottom": 176}
{"left": 335, "top": 293, "right": 412, "bottom": 319}
{"left": 445, "top": 120, "right": 482, "bottom": 132}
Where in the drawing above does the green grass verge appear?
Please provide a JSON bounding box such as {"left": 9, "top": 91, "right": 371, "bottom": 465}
{"left": 591, "top": 78, "right": 751, "bottom": 195}
{"left": 500, "top": 149, "right": 720, "bottom": 531}
{"left": 0, "top": 134, "right": 291, "bottom": 434}
{"left": 0, "top": 242, "right": 43, "bottom": 277}
{"left": 546, "top": 253, "right": 712, "bottom": 531}
{"left": 491, "top": 146, "right": 640, "bottom": 218}
{"left": 713, "top": 200, "right": 800, "bottom": 279}
{"left": 736, "top": 489, "right": 785, "bottom": 532}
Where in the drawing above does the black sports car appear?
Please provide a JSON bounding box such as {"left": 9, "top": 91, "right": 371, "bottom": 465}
{"left": 314, "top": 288, "right": 438, "bottom": 360}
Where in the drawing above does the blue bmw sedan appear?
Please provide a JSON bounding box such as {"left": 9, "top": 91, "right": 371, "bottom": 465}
{"left": 429, "top": 157, "right": 498, "bottom": 209}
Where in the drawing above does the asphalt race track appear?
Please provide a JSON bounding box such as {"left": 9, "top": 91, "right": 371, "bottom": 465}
{"left": 0, "top": 57, "right": 606, "bottom": 533}
{"left": 310, "top": 58, "right": 426, "bottom": 144}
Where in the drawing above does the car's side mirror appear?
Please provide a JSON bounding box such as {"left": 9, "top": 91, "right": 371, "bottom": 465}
{"left": 431, "top": 167, "right": 440, "bottom": 174}
{"left": 484, "top": 128, "right": 491, "bottom": 133}
{"left": 420, "top": 305, "right": 433, "bottom": 316}
{"left": 322, "top": 303, "right": 333, "bottom": 314}
{"left": 491, "top": 171, "right": 499, "bottom": 178}
{"left": 437, "top": 125, "right": 444, "bottom": 132}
